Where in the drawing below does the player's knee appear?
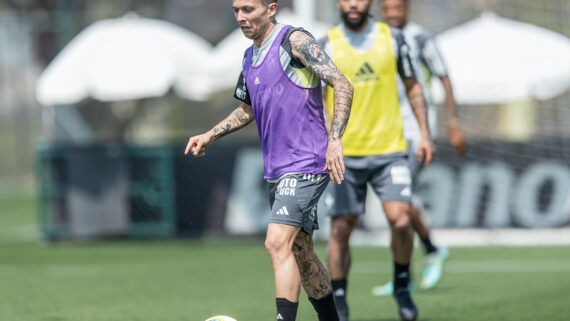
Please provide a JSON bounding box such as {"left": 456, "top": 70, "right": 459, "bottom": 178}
{"left": 392, "top": 222, "right": 412, "bottom": 238}
{"left": 388, "top": 211, "right": 411, "bottom": 231}
{"left": 264, "top": 236, "right": 290, "bottom": 261}
{"left": 331, "top": 217, "right": 356, "bottom": 242}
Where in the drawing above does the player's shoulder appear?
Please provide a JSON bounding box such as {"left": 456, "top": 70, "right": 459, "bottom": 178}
{"left": 387, "top": 25, "right": 406, "bottom": 47}
{"left": 285, "top": 26, "right": 315, "bottom": 45}
{"left": 281, "top": 25, "right": 317, "bottom": 68}
{"left": 241, "top": 46, "right": 252, "bottom": 69}
{"left": 405, "top": 22, "right": 435, "bottom": 41}
{"left": 388, "top": 25, "right": 404, "bottom": 38}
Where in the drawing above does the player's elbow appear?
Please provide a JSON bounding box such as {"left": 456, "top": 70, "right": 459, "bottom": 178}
{"left": 404, "top": 77, "right": 419, "bottom": 91}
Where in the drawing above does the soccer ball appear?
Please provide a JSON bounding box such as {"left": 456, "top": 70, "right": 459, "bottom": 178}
{"left": 205, "top": 316, "right": 237, "bottom": 321}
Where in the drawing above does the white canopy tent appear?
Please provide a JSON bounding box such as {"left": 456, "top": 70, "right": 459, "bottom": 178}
{"left": 432, "top": 12, "right": 570, "bottom": 105}
{"left": 36, "top": 14, "right": 213, "bottom": 105}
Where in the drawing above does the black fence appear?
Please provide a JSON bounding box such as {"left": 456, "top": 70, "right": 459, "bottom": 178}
{"left": 37, "top": 138, "right": 570, "bottom": 240}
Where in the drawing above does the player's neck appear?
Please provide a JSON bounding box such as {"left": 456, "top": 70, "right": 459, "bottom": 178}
{"left": 254, "top": 21, "right": 276, "bottom": 47}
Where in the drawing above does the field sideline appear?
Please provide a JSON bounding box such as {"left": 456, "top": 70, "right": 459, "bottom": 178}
{"left": 2, "top": 195, "right": 570, "bottom": 321}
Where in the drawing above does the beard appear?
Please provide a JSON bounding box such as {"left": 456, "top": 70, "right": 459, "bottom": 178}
{"left": 341, "top": 10, "right": 369, "bottom": 31}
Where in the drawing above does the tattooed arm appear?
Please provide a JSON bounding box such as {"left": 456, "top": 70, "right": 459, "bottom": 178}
{"left": 290, "top": 31, "right": 352, "bottom": 142}
{"left": 404, "top": 78, "right": 435, "bottom": 166}
{"left": 184, "top": 103, "right": 254, "bottom": 157}
{"left": 289, "top": 30, "right": 353, "bottom": 184}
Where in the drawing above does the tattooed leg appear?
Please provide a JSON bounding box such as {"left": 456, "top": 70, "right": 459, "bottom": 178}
{"left": 292, "top": 231, "right": 333, "bottom": 299}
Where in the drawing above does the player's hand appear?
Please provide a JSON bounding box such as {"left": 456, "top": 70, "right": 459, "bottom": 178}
{"left": 417, "top": 136, "right": 435, "bottom": 167}
{"left": 184, "top": 131, "right": 215, "bottom": 157}
{"left": 324, "top": 139, "right": 345, "bottom": 184}
{"left": 448, "top": 122, "right": 467, "bottom": 157}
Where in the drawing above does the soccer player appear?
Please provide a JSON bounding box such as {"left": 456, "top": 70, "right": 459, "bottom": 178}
{"left": 320, "top": 0, "right": 434, "bottom": 320}
{"left": 371, "top": 0, "right": 468, "bottom": 296}
{"left": 185, "top": 1, "right": 354, "bottom": 320}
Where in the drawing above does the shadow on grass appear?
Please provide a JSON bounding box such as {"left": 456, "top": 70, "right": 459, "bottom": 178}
{"left": 415, "top": 285, "right": 468, "bottom": 295}
{"left": 350, "top": 316, "right": 442, "bottom": 321}
{"left": 352, "top": 319, "right": 399, "bottom": 321}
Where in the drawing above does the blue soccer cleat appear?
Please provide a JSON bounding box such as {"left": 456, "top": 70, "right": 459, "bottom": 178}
{"left": 420, "top": 246, "right": 449, "bottom": 290}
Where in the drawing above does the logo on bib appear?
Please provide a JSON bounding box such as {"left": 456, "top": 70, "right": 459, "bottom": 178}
{"left": 354, "top": 62, "right": 379, "bottom": 82}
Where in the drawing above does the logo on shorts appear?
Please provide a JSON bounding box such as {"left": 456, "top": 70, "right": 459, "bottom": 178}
{"left": 276, "top": 206, "right": 289, "bottom": 216}
{"left": 400, "top": 186, "right": 411, "bottom": 197}
{"left": 277, "top": 177, "right": 297, "bottom": 196}
{"left": 391, "top": 166, "right": 412, "bottom": 185}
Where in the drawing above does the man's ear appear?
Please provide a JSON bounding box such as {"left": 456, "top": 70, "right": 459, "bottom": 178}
{"left": 268, "top": 3, "right": 278, "bottom": 20}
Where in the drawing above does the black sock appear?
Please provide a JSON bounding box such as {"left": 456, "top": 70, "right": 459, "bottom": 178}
{"left": 331, "top": 279, "right": 348, "bottom": 315}
{"left": 421, "top": 236, "right": 438, "bottom": 254}
{"left": 308, "top": 292, "right": 340, "bottom": 321}
{"left": 394, "top": 262, "right": 410, "bottom": 291}
{"left": 276, "top": 298, "right": 298, "bottom": 321}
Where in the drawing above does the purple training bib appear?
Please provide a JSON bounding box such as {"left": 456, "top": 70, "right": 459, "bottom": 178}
{"left": 243, "top": 25, "right": 328, "bottom": 180}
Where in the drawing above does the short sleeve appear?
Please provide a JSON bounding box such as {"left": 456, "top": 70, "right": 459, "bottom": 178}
{"left": 233, "top": 48, "right": 252, "bottom": 105}
{"left": 393, "top": 30, "right": 416, "bottom": 80}
{"left": 233, "top": 71, "right": 251, "bottom": 105}
{"left": 282, "top": 27, "right": 314, "bottom": 68}
{"left": 417, "top": 35, "right": 448, "bottom": 77}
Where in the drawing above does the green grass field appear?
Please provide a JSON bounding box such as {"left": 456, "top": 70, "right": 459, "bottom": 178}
{"left": 2, "top": 193, "right": 570, "bottom": 321}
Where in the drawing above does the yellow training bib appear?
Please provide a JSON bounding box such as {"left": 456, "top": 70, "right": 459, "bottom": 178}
{"left": 327, "top": 22, "right": 407, "bottom": 156}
